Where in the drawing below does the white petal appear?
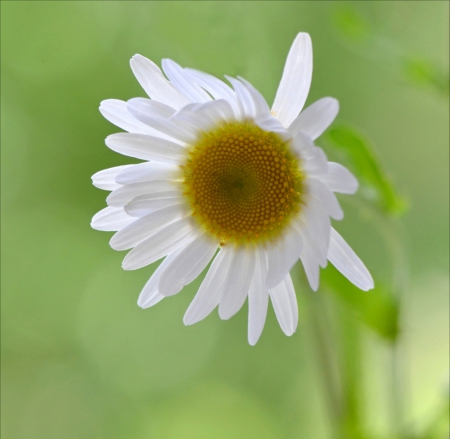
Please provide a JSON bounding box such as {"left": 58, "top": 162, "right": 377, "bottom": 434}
{"left": 130, "top": 54, "right": 191, "bottom": 110}
{"left": 184, "top": 68, "right": 244, "bottom": 118}
{"left": 291, "top": 131, "right": 316, "bottom": 160}
{"left": 99, "top": 99, "right": 172, "bottom": 138}
{"left": 328, "top": 228, "right": 374, "bottom": 291}
{"left": 131, "top": 97, "right": 176, "bottom": 118}
{"left": 303, "top": 147, "right": 329, "bottom": 176}
{"left": 289, "top": 97, "right": 339, "bottom": 140}
{"left": 110, "top": 204, "right": 187, "bottom": 250}
{"left": 91, "top": 206, "right": 135, "bottom": 232}
{"left": 300, "top": 250, "right": 320, "bottom": 291}
{"left": 127, "top": 98, "right": 196, "bottom": 144}
{"left": 137, "top": 248, "right": 184, "bottom": 308}
{"left": 255, "top": 114, "right": 292, "bottom": 141}
{"left": 183, "top": 247, "right": 233, "bottom": 325}
{"left": 125, "top": 195, "right": 184, "bottom": 217}
{"left": 106, "top": 180, "right": 178, "bottom": 207}
{"left": 237, "top": 77, "right": 271, "bottom": 118}
{"left": 307, "top": 178, "right": 343, "bottom": 220}
{"left": 218, "top": 247, "right": 255, "bottom": 320}
{"left": 105, "top": 133, "right": 186, "bottom": 164}
{"left": 248, "top": 249, "right": 269, "bottom": 345}
{"left": 92, "top": 165, "right": 130, "bottom": 191}
{"left": 321, "top": 163, "right": 359, "bottom": 194}
{"left": 171, "top": 99, "right": 235, "bottom": 132}
{"left": 158, "top": 233, "right": 218, "bottom": 297}
{"left": 295, "top": 224, "right": 321, "bottom": 291}
{"left": 225, "top": 76, "right": 257, "bottom": 119}
{"left": 115, "top": 162, "right": 178, "bottom": 185}
{"left": 266, "top": 227, "right": 303, "bottom": 289}
{"left": 298, "top": 201, "right": 330, "bottom": 268}
{"left": 162, "top": 59, "right": 211, "bottom": 103}
{"left": 169, "top": 103, "right": 213, "bottom": 132}
{"left": 272, "top": 33, "right": 313, "bottom": 127}
{"left": 139, "top": 291, "right": 164, "bottom": 309}
{"left": 269, "top": 274, "right": 298, "bottom": 336}
{"left": 122, "top": 217, "right": 198, "bottom": 270}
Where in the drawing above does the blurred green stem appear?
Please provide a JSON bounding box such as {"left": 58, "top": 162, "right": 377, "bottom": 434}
{"left": 307, "top": 289, "right": 344, "bottom": 437}
{"left": 338, "top": 302, "right": 364, "bottom": 437}
{"left": 346, "top": 197, "right": 410, "bottom": 438}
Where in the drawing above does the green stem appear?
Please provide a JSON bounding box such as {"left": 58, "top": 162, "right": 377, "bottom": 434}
{"left": 306, "top": 288, "right": 344, "bottom": 437}
{"left": 345, "top": 197, "right": 410, "bottom": 438}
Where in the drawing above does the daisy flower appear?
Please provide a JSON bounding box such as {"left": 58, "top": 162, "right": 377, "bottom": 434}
{"left": 91, "top": 33, "right": 374, "bottom": 345}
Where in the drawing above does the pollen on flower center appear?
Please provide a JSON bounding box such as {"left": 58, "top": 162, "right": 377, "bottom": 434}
{"left": 182, "top": 121, "right": 304, "bottom": 246}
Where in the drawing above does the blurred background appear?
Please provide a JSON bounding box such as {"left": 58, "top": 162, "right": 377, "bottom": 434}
{"left": 1, "top": 2, "right": 448, "bottom": 438}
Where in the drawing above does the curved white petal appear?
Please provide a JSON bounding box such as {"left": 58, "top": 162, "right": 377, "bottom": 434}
{"left": 269, "top": 274, "right": 298, "bottom": 336}
{"left": 110, "top": 204, "right": 187, "bottom": 251}
{"left": 303, "top": 147, "right": 329, "bottom": 175}
{"left": 291, "top": 131, "right": 316, "bottom": 160}
{"left": 115, "top": 162, "right": 179, "bottom": 185}
{"left": 105, "top": 133, "right": 186, "bottom": 164}
{"left": 218, "top": 247, "right": 256, "bottom": 320}
{"left": 125, "top": 195, "right": 184, "bottom": 217}
{"left": 298, "top": 200, "right": 330, "bottom": 268}
{"left": 295, "top": 223, "right": 321, "bottom": 291}
{"left": 328, "top": 228, "right": 374, "bottom": 291}
{"left": 255, "top": 114, "right": 292, "bottom": 140}
{"left": 130, "top": 54, "right": 190, "bottom": 110}
{"left": 92, "top": 165, "right": 130, "bottom": 191}
{"left": 162, "top": 58, "right": 211, "bottom": 103}
{"left": 127, "top": 98, "right": 196, "bottom": 144}
{"left": 106, "top": 180, "right": 178, "bottom": 207}
{"left": 99, "top": 99, "right": 172, "bottom": 138}
{"left": 248, "top": 249, "right": 269, "bottom": 345}
{"left": 184, "top": 68, "right": 244, "bottom": 119}
{"left": 183, "top": 247, "right": 233, "bottom": 325}
{"left": 122, "top": 217, "right": 198, "bottom": 270}
{"left": 321, "top": 163, "right": 359, "bottom": 194}
{"left": 171, "top": 99, "right": 235, "bottom": 133}
{"left": 158, "top": 233, "right": 218, "bottom": 297}
{"left": 91, "top": 206, "right": 135, "bottom": 232}
{"left": 237, "top": 77, "right": 271, "bottom": 118}
{"left": 272, "top": 33, "right": 313, "bottom": 127}
{"left": 225, "top": 76, "right": 257, "bottom": 119}
{"left": 137, "top": 248, "right": 184, "bottom": 308}
{"left": 307, "top": 178, "right": 343, "bottom": 220}
{"left": 266, "top": 227, "right": 303, "bottom": 289}
{"left": 289, "top": 97, "right": 339, "bottom": 140}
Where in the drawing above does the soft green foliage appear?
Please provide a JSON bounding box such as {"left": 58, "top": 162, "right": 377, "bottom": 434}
{"left": 322, "top": 266, "right": 399, "bottom": 341}
{"left": 325, "top": 126, "right": 407, "bottom": 215}
{"left": 331, "top": 5, "right": 450, "bottom": 99}
{"left": 2, "top": 2, "right": 448, "bottom": 439}
{"left": 332, "top": 7, "right": 371, "bottom": 43}
{"left": 403, "top": 57, "right": 450, "bottom": 98}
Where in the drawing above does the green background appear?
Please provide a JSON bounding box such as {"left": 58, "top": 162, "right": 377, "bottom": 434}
{"left": 2, "top": 2, "right": 448, "bottom": 438}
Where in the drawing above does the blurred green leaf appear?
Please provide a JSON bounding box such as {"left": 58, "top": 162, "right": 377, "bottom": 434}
{"left": 332, "top": 7, "right": 371, "bottom": 43}
{"left": 324, "top": 125, "right": 408, "bottom": 216}
{"left": 332, "top": 6, "right": 449, "bottom": 100}
{"left": 322, "top": 265, "right": 399, "bottom": 341}
{"left": 418, "top": 394, "right": 450, "bottom": 439}
{"left": 403, "top": 57, "right": 450, "bottom": 98}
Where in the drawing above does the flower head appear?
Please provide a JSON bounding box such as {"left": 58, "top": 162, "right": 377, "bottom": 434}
{"left": 91, "top": 33, "right": 374, "bottom": 345}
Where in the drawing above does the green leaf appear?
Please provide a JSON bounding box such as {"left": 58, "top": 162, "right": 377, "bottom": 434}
{"left": 419, "top": 394, "right": 450, "bottom": 439}
{"left": 324, "top": 125, "right": 408, "bottom": 216}
{"left": 403, "top": 57, "right": 450, "bottom": 98}
{"left": 331, "top": 7, "right": 371, "bottom": 43}
{"left": 321, "top": 265, "right": 399, "bottom": 341}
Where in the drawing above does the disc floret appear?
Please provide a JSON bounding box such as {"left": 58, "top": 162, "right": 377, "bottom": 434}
{"left": 183, "top": 121, "right": 304, "bottom": 246}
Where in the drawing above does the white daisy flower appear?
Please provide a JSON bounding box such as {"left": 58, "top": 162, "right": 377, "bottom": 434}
{"left": 91, "top": 33, "right": 374, "bottom": 345}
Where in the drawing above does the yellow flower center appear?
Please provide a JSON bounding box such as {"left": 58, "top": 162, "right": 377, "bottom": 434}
{"left": 182, "top": 121, "right": 304, "bottom": 246}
